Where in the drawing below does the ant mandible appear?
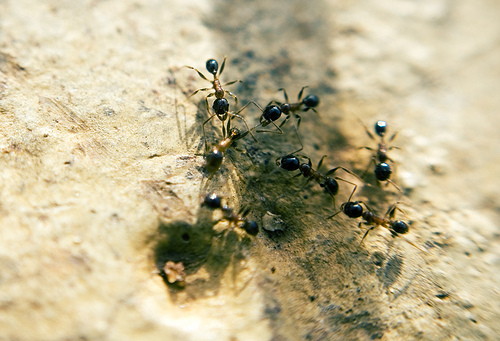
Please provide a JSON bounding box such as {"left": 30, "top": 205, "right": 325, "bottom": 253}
{"left": 202, "top": 192, "right": 259, "bottom": 236}
{"left": 359, "top": 120, "right": 402, "bottom": 192}
{"left": 184, "top": 57, "right": 241, "bottom": 113}
{"left": 276, "top": 154, "right": 360, "bottom": 209}
{"left": 202, "top": 98, "right": 257, "bottom": 151}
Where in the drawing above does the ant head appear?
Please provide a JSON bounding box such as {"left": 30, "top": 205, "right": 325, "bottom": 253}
{"left": 242, "top": 221, "right": 259, "bottom": 236}
{"left": 375, "top": 120, "right": 387, "bottom": 137}
{"left": 343, "top": 201, "right": 363, "bottom": 218}
{"left": 374, "top": 162, "right": 392, "bottom": 181}
{"left": 302, "top": 95, "right": 319, "bottom": 108}
{"left": 278, "top": 154, "right": 300, "bottom": 171}
{"left": 392, "top": 220, "right": 409, "bottom": 235}
{"left": 262, "top": 105, "right": 282, "bottom": 122}
{"left": 322, "top": 178, "right": 339, "bottom": 196}
{"left": 203, "top": 192, "right": 222, "bottom": 209}
{"left": 206, "top": 59, "right": 219, "bottom": 75}
{"left": 213, "top": 98, "right": 229, "bottom": 116}
{"left": 205, "top": 148, "right": 224, "bottom": 174}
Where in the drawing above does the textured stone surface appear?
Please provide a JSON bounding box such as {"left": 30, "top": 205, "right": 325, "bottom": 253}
{"left": 1, "top": 0, "right": 499, "bottom": 340}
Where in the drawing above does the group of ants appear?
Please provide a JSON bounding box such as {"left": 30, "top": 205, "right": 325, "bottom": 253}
{"left": 184, "top": 57, "right": 421, "bottom": 252}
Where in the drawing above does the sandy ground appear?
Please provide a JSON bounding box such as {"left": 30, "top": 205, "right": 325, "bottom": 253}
{"left": 1, "top": 0, "right": 499, "bottom": 340}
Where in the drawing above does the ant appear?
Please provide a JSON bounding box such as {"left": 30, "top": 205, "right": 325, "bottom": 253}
{"left": 204, "top": 126, "right": 251, "bottom": 180}
{"left": 270, "top": 86, "right": 319, "bottom": 129}
{"left": 359, "top": 120, "right": 401, "bottom": 192}
{"left": 184, "top": 57, "right": 241, "bottom": 113}
{"left": 276, "top": 154, "right": 360, "bottom": 208}
{"left": 328, "top": 189, "right": 422, "bottom": 250}
{"left": 202, "top": 98, "right": 257, "bottom": 151}
{"left": 202, "top": 192, "right": 259, "bottom": 236}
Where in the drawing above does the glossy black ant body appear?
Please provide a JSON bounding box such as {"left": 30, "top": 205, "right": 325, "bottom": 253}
{"left": 202, "top": 193, "right": 259, "bottom": 236}
{"left": 185, "top": 57, "right": 241, "bottom": 112}
{"left": 202, "top": 99, "right": 257, "bottom": 150}
{"left": 360, "top": 120, "right": 401, "bottom": 192}
{"left": 328, "top": 190, "right": 421, "bottom": 250}
{"left": 276, "top": 154, "right": 359, "bottom": 208}
{"left": 271, "top": 86, "right": 319, "bottom": 129}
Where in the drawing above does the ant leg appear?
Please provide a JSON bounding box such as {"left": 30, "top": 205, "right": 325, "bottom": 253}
{"left": 326, "top": 209, "right": 342, "bottom": 219}
{"left": 294, "top": 114, "right": 302, "bottom": 130}
{"left": 361, "top": 157, "right": 377, "bottom": 180}
{"left": 388, "top": 131, "right": 399, "bottom": 143}
{"left": 297, "top": 85, "right": 309, "bottom": 101}
{"left": 202, "top": 113, "right": 217, "bottom": 151}
{"left": 346, "top": 183, "right": 358, "bottom": 203}
{"left": 289, "top": 120, "right": 304, "bottom": 154}
{"left": 186, "top": 87, "right": 213, "bottom": 101}
{"left": 297, "top": 177, "right": 313, "bottom": 193}
{"left": 229, "top": 102, "right": 258, "bottom": 142}
{"left": 333, "top": 178, "right": 358, "bottom": 201}
{"left": 223, "top": 80, "right": 243, "bottom": 87}
{"left": 359, "top": 225, "right": 376, "bottom": 245}
{"left": 278, "top": 114, "right": 291, "bottom": 128}
{"left": 357, "top": 118, "right": 376, "bottom": 141}
{"left": 219, "top": 56, "right": 227, "bottom": 76}
{"left": 317, "top": 155, "right": 328, "bottom": 170}
{"left": 184, "top": 66, "right": 211, "bottom": 82}
{"left": 278, "top": 88, "right": 290, "bottom": 103}
{"left": 255, "top": 121, "right": 284, "bottom": 134}
{"left": 222, "top": 119, "right": 227, "bottom": 140}
{"left": 385, "top": 179, "right": 403, "bottom": 194}
{"left": 326, "top": 166, "right": 363, "bottom": 182}
{"left": 385, "top": 202, "right": 405, "bottom": 219}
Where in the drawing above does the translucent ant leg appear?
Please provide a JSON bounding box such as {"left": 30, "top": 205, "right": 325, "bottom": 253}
{"left": 183, "top": 65, "right": 211, "bottom": 82}
{"left": 219, "top": 56, "right": 227, "bottom": 76}
{"left": 325, "top": 166, "right": 363, "bottom": 182}
{"left": 255, "top": 121, "right": 284, "bottom": 135}
{"left": 185, "top": 86, "right": 213, "bottom": 102}
{"left": 385, "top": 202, "right": 406, "bottom": 220}
{"left": 277, "top": 88, "right": 290, "bottom": 103}
{"left": 227, "top": 101, "right": 258, "bottom": 142}
{"left": 361, "top": 157, "right": 377, "bottom": 180}
{"left": 359, "top": 224, "right": 377, "bottom": 245}
{"left": 357, "top": 118, "right": 377, "bottom": 141}
{"left": 202, "top": 113, "right": 218, "bottom": 151}
{"left": 297, "top": 85, "right": 309, "bottom": 101}
{"left": 384, "top": 179, "right": 403, "bottom": 194}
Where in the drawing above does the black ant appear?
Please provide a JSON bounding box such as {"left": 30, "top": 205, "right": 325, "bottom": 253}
{"left": 184, "top": 57, "right": 241, "bottom": 113}
{"left": 328, "top": 189, "right": 421, "bottom": 250}
{"left": 359, "top": 120, "right": 401, "bottom": 192}
{"left": 202, "top": 98, "right": 257, "bottom": 151}
{"left": 202, "top": 192, "right": 259, "bottom": 236}
{"left": 276, "top": 154, "right": 360, "bottom": 208}
{"left": 270, "top": 86, "right": 319, "bottom": 129}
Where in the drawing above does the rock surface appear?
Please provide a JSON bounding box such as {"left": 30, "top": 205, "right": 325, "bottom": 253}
{"left": 1, "top": 0, "right": 499, "bottom": 340}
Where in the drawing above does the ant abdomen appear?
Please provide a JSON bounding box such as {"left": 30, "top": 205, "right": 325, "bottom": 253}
{"left": 302, "top": 94, "right": 319, "bottom": 109}
{"left": 374, "top": 162, "right": 392, "bottom": 181}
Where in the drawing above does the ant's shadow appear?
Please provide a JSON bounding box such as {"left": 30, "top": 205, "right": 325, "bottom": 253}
{"left": 153, "top": 206, "right": 255, "bottom": 302}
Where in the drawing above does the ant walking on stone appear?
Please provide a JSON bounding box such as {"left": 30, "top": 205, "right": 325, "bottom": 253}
{"left": 359, "top": 120, "right": 402, "bottom": 192}
{"left": 276, "top": 154, "right": 360, "bottom": 209}
{"left": 328, "top": 188, "right": 422, "bottom": 250}
{"left": 202, "top": 193, "right": 259, "bottom": 236}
